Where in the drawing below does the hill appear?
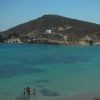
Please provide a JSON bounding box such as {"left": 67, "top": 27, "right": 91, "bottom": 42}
{"left": 0, "top": 15, "right": 100, "bottom": 44}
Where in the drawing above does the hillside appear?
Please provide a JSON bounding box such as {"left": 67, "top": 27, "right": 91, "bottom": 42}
{"left": 0, "top": 14, "right": 100, "bottom": 44}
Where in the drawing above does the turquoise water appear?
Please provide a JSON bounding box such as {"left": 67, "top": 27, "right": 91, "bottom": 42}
{"left": 0, "top": 44, "right": 100, "bottom": 100}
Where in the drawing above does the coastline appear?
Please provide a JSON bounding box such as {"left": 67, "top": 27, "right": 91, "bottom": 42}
{"left": 16, "top": 91, "right": 100, "bottom": 100}
{"left": 1, "top": 91, "right": 100, "bottom": 100}
{"left": 1, "top": 38, "right": 100, "bottom": 46}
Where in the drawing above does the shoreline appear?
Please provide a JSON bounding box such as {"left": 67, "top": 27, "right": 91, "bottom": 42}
{"left": 1, "top": 89, "right": 100, "bottom": 100}
{"left": 16, "top": 91, "right": 100, "bottom": 100}
{"left": 1, "top": 39, "right": 100, "bottom": 46}
{"left": 29, "top": 91, "right": 100, "bottom": 100}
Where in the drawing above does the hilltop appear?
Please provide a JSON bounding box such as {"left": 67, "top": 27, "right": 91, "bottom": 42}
{"left": 0, "top": 15, "right": 100, "bottom": 45}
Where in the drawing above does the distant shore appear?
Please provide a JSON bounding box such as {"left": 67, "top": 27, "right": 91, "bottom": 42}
{"left": 2, "top": 41, "right": 100, "bottom": 46}
{"left": 1, "top": 38, "right": 99, "bottom": 46}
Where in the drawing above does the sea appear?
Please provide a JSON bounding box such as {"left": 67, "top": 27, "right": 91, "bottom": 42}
{"left": 0, "top": 44, "right": 100, "bottom": 100}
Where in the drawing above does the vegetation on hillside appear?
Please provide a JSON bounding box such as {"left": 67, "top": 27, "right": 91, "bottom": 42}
{"left": 0, "top": 15, "right": 100, "bottom": 44}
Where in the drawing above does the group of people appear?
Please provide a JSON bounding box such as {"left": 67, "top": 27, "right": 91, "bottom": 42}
{"left": 24, "top": 86, "right": 36, "bottom": 95}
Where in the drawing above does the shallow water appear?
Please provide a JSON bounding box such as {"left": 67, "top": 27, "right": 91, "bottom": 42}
{"left": 0, "top": 44, "right": 100, "bottom": 100}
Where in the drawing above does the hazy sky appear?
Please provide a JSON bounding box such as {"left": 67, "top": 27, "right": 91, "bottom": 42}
{"left": 0, "top": 0, "right": 100, "bottom": 31}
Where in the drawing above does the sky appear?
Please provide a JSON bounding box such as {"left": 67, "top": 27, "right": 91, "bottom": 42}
{"left": 0, "top": 0, "right": 100, "bottom": 31}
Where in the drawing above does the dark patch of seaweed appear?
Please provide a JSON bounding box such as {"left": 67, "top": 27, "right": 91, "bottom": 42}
{"left": 40, "top": 88, "right": 60, "bottom": 96}
{"left": 0, "top": 65, "right": 46, "bottom": 78}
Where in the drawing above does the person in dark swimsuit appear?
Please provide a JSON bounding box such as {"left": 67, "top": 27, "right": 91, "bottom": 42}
{"left": 26, "top": 86, "right": 31, "bottom": 95}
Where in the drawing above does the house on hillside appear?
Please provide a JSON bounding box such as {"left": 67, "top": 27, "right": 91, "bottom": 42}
{"left": 45, "top": 30, "right": 52, "bottom": 34}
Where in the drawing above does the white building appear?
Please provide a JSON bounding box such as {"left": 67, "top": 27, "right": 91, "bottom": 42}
{"left": 45, "top": 30, "right": 52, "bottom": 34}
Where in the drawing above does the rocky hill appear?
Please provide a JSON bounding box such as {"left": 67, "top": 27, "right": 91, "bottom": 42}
{"left": 0, "top": 15, "right": 100, "bottom": 44}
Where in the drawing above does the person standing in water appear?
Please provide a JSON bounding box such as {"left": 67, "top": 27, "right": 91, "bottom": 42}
{"left": 23, "top": 86, "right": 36, "bottom": 95}
{"left": 33, "top": 88, "right": 36, "bottom": 95}
{"left": 26, "top": 86, "right": 31, "bottom": 95}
